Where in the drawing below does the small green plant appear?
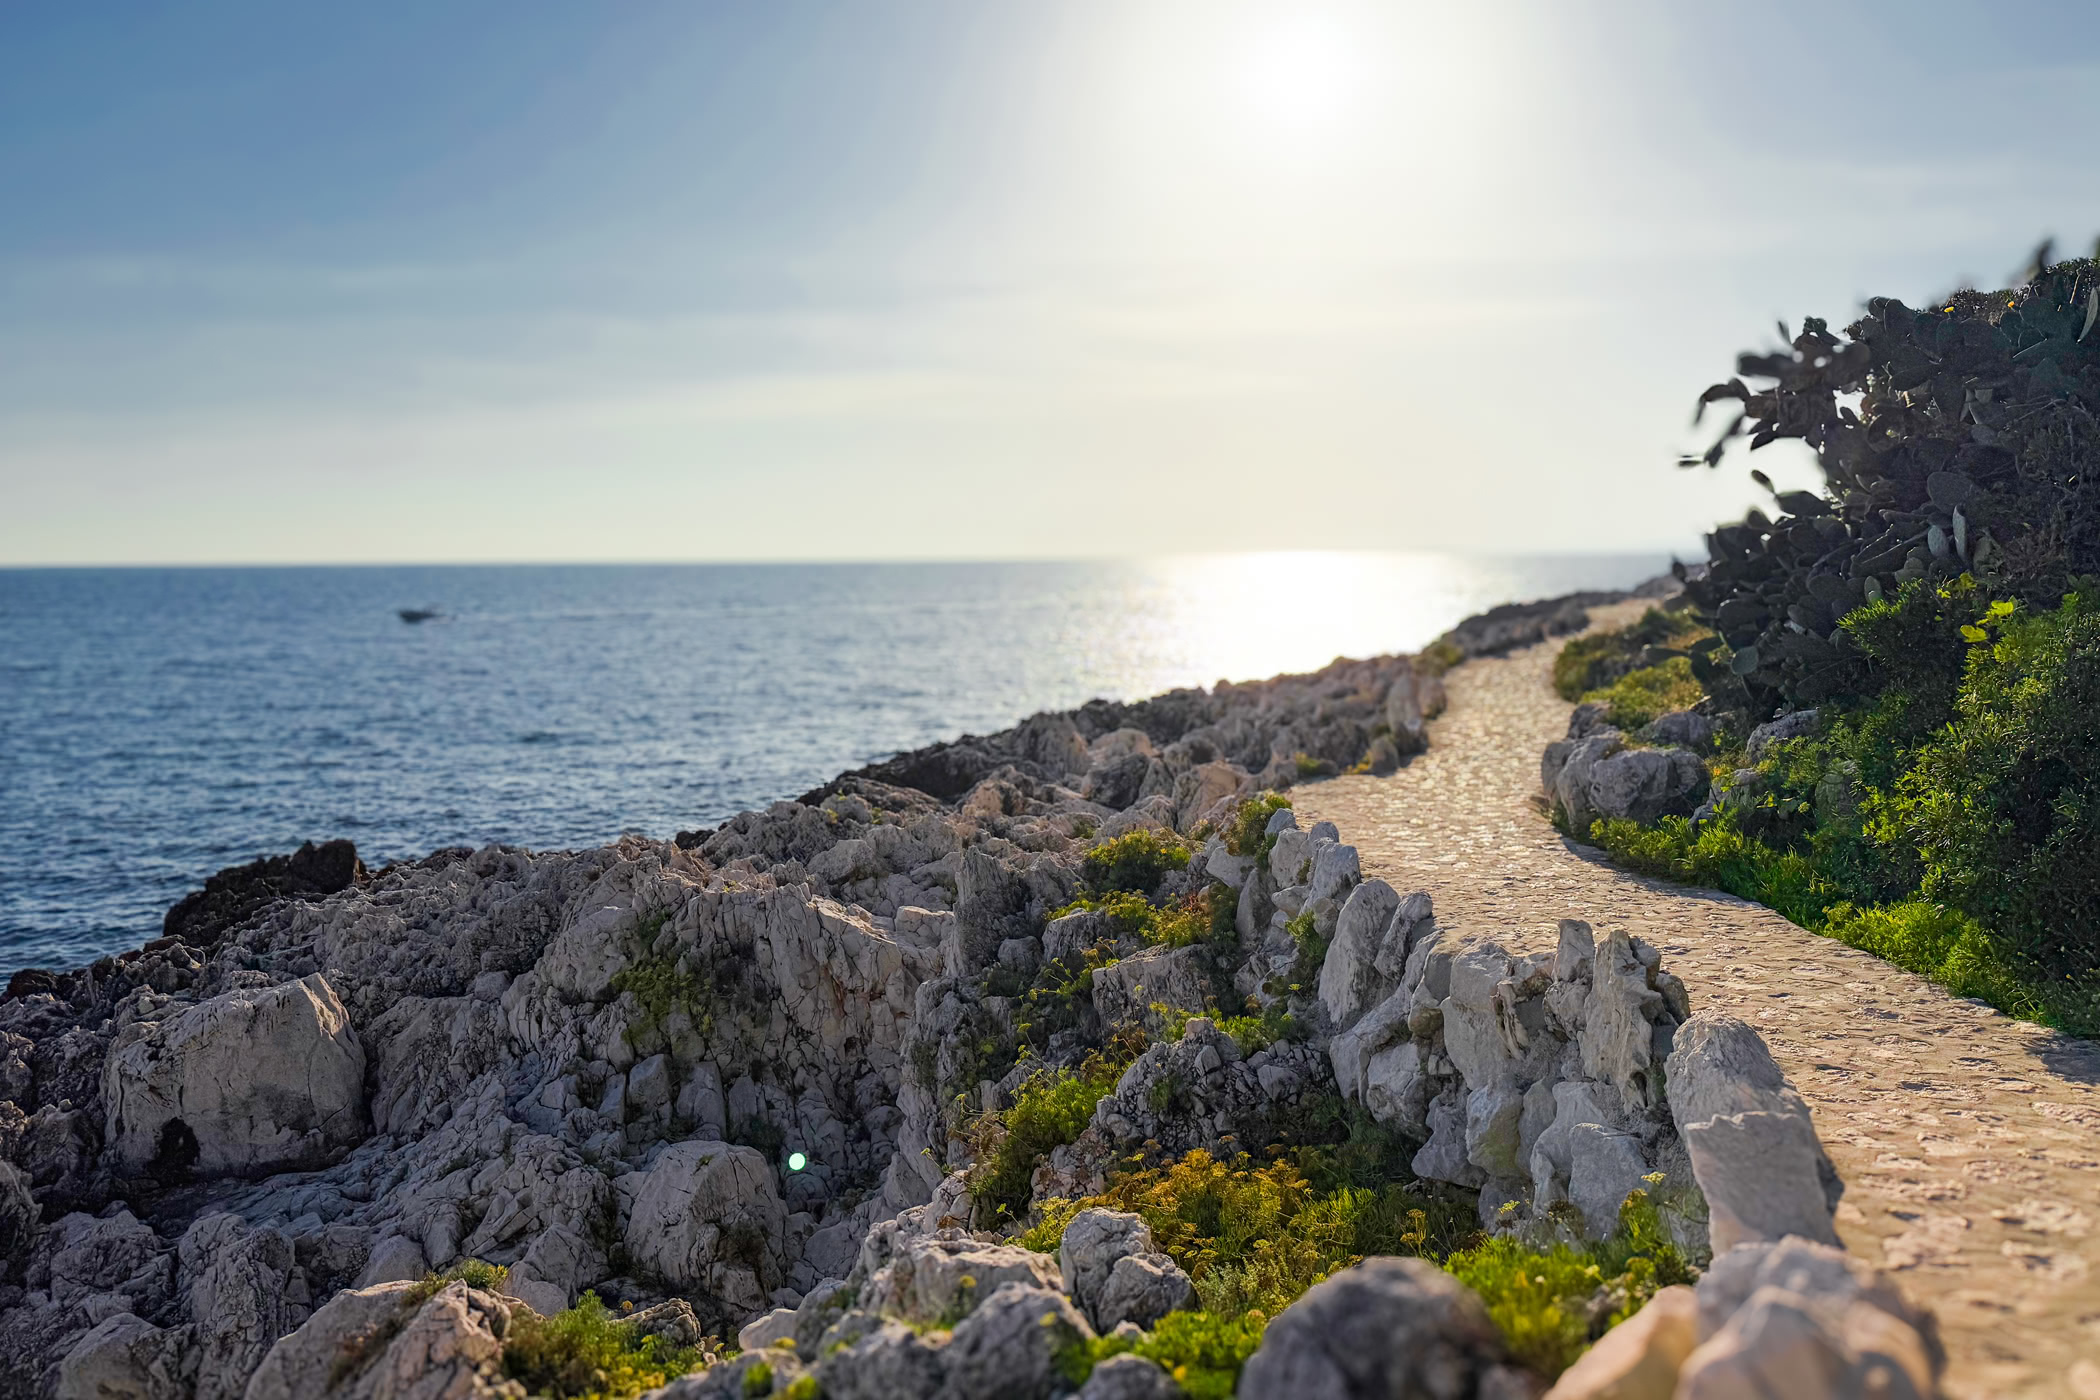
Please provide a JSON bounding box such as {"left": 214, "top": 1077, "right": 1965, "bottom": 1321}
{"left": 1080, "top": 830, "right": 1191, "bottom": 897}
{"left": 1443, "top": 1191, "right": 1692, "bottom": 1380}
{"left": 741, "top": 1359, "right": 773, "bottom": 1397}
{"left": 402, "top": 1258, "right": 509, "bottom": 1307}
{"left": 1292, "top": 752, "right": 1335, "bottom": 780}
{"left": 501, "top": 1293, "right": 712, "bottom": 1400}
{"left": 1061, "top": 1309, "right": 1267, "bottom": 1400}
{"left": 1285, "top": 910, "right": 1328, "bottom": 991}
{"left": 1223, "top": 794, "right": 1293, "bottom": 859}
{"left": 1419, "top": 637, "right": 1466, "bottom": 675}
{"left": 1050, "top": 888, "right": 1224, "bottom": 952}
{"left": 782, "top": 1377, "right": 819, "bottom": 1400}
{"left": 1553, "top": 608, "right": 1710, "bottom": 703}
{"left": 1581, "top": 657, "right": 1707, "bottom": 732}
{"left": 968, "top": 1055, "right": 1127, "bottom": 1221}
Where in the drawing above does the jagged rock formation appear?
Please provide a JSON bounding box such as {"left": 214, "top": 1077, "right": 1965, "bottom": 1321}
{"left": 0, "top": 590, "right": 1936, "bottom": 1399}
{"left": 0, "top": 646, "right": 1447, "bottom": 1396}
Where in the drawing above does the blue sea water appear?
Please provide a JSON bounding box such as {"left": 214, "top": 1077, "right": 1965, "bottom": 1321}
{"left": 0, "top": 554, "right": 1666, "bottom": 974}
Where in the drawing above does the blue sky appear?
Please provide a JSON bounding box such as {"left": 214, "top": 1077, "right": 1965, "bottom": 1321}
{"left": 6, "top": 1, "right": 2100, "bottom": 563}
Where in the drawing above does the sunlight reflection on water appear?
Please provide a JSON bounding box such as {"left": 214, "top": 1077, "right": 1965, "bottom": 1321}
{"left": 0, "top": 552, "right": 1665, "bottom": 968}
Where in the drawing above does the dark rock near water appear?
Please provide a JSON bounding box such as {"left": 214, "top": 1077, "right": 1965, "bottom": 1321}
{"left": 159, "top": 839, "right": 364, "bottom": 948}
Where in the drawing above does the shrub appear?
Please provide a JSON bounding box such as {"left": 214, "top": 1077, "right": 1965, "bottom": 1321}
{"left": 1081, "top": 831, "right": 1191, "bottom": 897}
{"left": 969, "top": 1056, "right": 1125, "bottom": 1222}
{"left": 1062, "top": 1310, "right": 1266, "bottom": 1400}
{"left": 1071, "top": 1148, "right": 1469, "bottom": 1319}
{"left": 1223, "top": 794, "right": 1294, "bottom": 859}
{"left": 1284, "top": 910, "right": 1327, "bottom": 992}
{"left": 502, "top": 1293, "right": 712, "bottom": 1400}
{"left": 1581, "top": 657, "right": 1707, "bottom": 732}
{"left": 1880, "top": 594, "right": 2100, "bottom": 985}
{"left": 1444, "top": 1192, "right": 1692, "bottom": 1380}
{"left": 1553, "top": 608, "right": 1710, "bottom": 702}
{"left": 1049, "top": 888, "right": 1225, "bottom": 952}
{"left": 403, "top": 1258, "right": 509, "bottom": 1307}
{"left": 1680, "top": 253, "right": 2100, "bottom": 712}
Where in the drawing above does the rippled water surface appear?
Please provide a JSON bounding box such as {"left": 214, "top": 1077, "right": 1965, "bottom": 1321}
{"left": 0, "top": 554, "right": 1664, "bottom": 972}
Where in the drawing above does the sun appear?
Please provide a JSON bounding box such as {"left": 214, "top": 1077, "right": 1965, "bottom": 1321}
{"left": 1242, "top": 15, "right": 1363, "bottom": 133}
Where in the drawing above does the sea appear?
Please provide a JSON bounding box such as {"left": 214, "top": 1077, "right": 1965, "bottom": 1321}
{"left": 0, "top": 553, "right": 1668, "bottom": 975}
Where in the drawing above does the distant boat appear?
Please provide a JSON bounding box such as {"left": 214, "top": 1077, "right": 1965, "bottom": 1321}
{"left": 397, "top": 608, "right": 441, "bottom": 624}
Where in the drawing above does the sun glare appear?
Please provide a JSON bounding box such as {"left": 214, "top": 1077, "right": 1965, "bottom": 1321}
{"left": 1242, "top": 16, "right": 1362, "bottom": 133}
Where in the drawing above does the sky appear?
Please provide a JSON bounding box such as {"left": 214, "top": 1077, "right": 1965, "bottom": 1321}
{"left": 6, "top": 1, "right": 2100, "bottom": 565}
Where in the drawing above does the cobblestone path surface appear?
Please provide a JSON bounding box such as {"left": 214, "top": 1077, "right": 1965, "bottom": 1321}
{"left": 1289, "top": 602, "right": 2100, "bottom": 1399}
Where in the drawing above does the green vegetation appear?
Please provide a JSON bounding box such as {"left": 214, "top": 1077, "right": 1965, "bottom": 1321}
{"left": 1222, "top": 794, "right": 1293, "bottom": 859}
{"left": 1291, "top": 751, "right": 1336, "bottom": 780}
{"left": 1444, "top": 1192, "right": 1693, "bottom": 1379}
{"left": 740, "top": 1361, "right": 772, "bottom": 1397}
{"left": 1283, "top": 910, "right": 1326, "bottom": 993}
{"left": 1059, "top": 1310, "right": 1267, "bottom": 1400}
{"left": 968, "top": 1055, "right": 1128, "bottom": 1222}
{"left": 1051, "top": 888, "right": 1229, "bottom": 953}
{"left": 1580, "top": 578, "right": 2100, "bottom": 1035}
{"left": 403, "top": 1258, "right": 509, "bottom": 1307}
{"left": 1030, "top": 1147, "right": 1473, "bottom": 1319}
{"left": 501, "top": 1293, "right": 713, "bottom": 1400}
{"left": 1634, "top": 254, "right": 2100, "bottom": 1032}
{"left": 1080, "top": 830, "right": 1191, "bottom": 897}
{"left": 1035, "top": 1146, "right": 1687, "bottom": 1388}
{"left": 1579, "top": 657, "right": 1708, "bottom": 733}
{"left": 1553, "top": 607, "right": 1711, "bottom": 707}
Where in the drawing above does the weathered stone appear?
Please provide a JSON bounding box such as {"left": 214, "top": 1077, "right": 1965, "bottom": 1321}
{"left": 181, "top": 1214, "right": 299, "bottom": 1400}
{"left": 1682, "top": 1113, "right": 1842, "bottom": 1254}
{"left": 508, "top": 1224, "right": 606, "bottom": 1315}
{"left": 1094, "top": 1251, "right": 1195, "bottom": 1332}
{"left": 1091, "top": 946, "right": 1211, "bottom": 1034}
{"left": 243, "top": 1280, "right": 517, "bottom": 1400}
{"left": 866, "top": 1231, "right": 1062, "bottom": 1325}
{"left": 1306, "top": 841, "right": 1360, "bottom": 906}
{"left": 1551, "top": 731, "right": 1624, "bottom": 837}
{"left": 1318, "top": 879, "right": 1402, "bottom": 1031}
{"left": 1237, "top": 1256, "right": 1508, "bottom": 1400}
{"left": 1078, "top": 1352, "right": 1183, "bottom": 1400}
{"left": 1586, "top": 748, "right": 1710, "bottom": 826}
{"left": 56, "top": 1313, "right": 191, "bottom": 1400}
{"left": 1269, "top": 830, "right": 1314, "bottom": 888}
{"left": 1058, "top": 1208, "right": 1155, "bottom": 1328}
{"left": 811, "top": 1317, "right": 947, "bottom": 1400}
{"left": 36, "top": 1210, "right": 164, "bottom": 1306}
{"left": 1640, "top": 711, "right": 1713, "bottom": 752}
{"left": 1412, "top": 1085, "right": 1486, "bottom": 1188}
{"left": 941, "top": 1282, "right": 1094, "bottom": 1400}
{"left": 622, "top": 1140, "right": 787, "bottom": 1308}
{"left": 1580, "top": 932, "right": 1663, "bottom": 1114}
{"left": 1539, "top": 1284, "right": 1695, "bottom": 1400}
{"left": 736, "top": 1305, "right": 798, "bottom": 1352}
{"left": 1666, "top": 1016, "right": 1842, "bottom": 1252}
{"left": 1746, "top": 708, "right": 1821, "bottom": 760}
{"left": 355, "top": 1234, "right": 428, "bottom": 1288}
{"left": 103, "top": 973, "right": 366, "bottom": 1179}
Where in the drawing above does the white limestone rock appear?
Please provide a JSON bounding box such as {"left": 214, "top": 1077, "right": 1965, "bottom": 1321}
{"left": 940, "top": 1282, "right": 1094, "bottom": 1400}
{"left": 1237, "top": 1256, "right": 1518, "bottom": 1400}
{"left": 1090, "top": 946, "right": 1211, "bottom": 1034}
{"left": 1665, "top": 1016, "right": 1842, "bottom": 1252}
{"left": 864, "top": 1231, "right": 1062, "bottom": 1325}
{"left": 103, "top": 974, "right": 366, "bottom": 1179}
{"left": 621, "top": 1140, "right": 788, "bottom": 1313}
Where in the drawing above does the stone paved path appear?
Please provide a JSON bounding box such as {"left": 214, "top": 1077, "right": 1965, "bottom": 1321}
{"left": 1289, "top": 601, "right": 2100, "bottom": 1399}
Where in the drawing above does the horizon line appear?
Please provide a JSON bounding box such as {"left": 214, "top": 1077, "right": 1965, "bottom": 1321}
{"left": 0, "top": 545, "right": 1696, "bottom": 572}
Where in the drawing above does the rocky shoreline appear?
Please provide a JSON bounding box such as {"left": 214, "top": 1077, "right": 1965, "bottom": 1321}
{"left": 0, "top": 586, "right": 1944, "bottom": 1399}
